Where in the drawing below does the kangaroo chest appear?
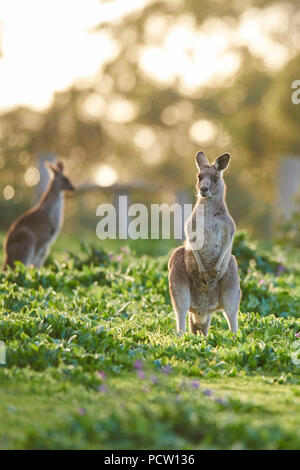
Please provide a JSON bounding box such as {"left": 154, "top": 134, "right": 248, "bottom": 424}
{"left": 200, "top": 212, "right": 225, "bottom": 268}
{"left": 39, "top": 195, "right": 64, "bottom": 244}
{"left": 48, "top": 196, "right": 63, "bottom": 237}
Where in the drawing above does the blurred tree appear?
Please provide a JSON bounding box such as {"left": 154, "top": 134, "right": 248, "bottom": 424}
{"left": 0, "top": 0, "right": 300, "bottom": 238}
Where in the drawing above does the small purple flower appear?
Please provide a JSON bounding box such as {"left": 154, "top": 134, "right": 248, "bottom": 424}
{"left": 98, "top": 371, "right": 106, "bottom": 380}
{"left": 215, "top": 397, "right": 227, "bottom": 406}
{"left": 162, "top": 364, "right": 172, "bottom": 375}
{"left": 137, "top": 370, "right": 146, "bottom": 380}
{"left": 295, "top": 333, "right": 300, "bottom": 338}
{"left": 108, "top": 253, "right": 114, "bottom": 260}
{"left": 203, "top": 388, "right": 213, "bottom": 397}
{"left": 121, "top": 246, "right": 130, "bottom": 254}
{"left": 150, "top": 374, "right": 158, "bottom": 384}
{"left": 277, "top": 265, "right": 285, "bottom": 274}
{"left": 134, "top": 359, "right": 143, "bottom": 370}
{"left": 98, "top": 384, "right": 107, "bottom": 394}
{"left": 117, "top": 255, "right": 123, "bottom": 262}
{"left": 258, "top": 279, "right": 264, "bottom": 285}
{"left": 190, "top": 380, "right": 200, "bottom": 390}
{"left": 77, "top": 407, "right": 86, "bottom": 415}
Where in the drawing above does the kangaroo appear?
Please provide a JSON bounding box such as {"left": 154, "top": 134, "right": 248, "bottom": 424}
{"left": 168, "top": 150, "right": 241, "bottom": 336}
{"left": 3, "top": 161, "right": 75, "bottom": 270}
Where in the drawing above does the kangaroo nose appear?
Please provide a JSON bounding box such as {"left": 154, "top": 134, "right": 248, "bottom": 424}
{"left": 200, "top": 186, "right": 210, "bottom": 197}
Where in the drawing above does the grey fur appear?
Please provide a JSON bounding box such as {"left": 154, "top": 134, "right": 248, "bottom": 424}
{"left": 168, "top": 151, "right": 241, "bottom": 336}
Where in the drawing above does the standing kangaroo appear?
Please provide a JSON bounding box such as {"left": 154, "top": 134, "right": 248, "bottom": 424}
{"left": 168, "top": 150, "right": 241, "bottom": 336}
{"left": 3, "top": 161, "right": 75, "bottom": 270}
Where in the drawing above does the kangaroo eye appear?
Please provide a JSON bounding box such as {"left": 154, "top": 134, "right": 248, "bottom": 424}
{"left": 214, "top": 177, "right": 219, "bottom": 183}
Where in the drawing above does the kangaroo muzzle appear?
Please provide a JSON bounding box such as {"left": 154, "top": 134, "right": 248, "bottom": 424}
{"left": 199, "top": 178, "right": 211, "bottom": 198}
{"left": 200, "top": 186, "right": 209, "bottom": 197}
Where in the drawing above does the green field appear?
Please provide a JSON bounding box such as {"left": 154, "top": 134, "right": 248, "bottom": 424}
{"left": 0, "top": 231, "right": 300, "bottom": 449}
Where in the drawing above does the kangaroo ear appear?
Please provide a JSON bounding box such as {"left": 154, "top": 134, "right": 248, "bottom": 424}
{"left": 213, "top": 153, "right": 230, "bottom": 171}
{"left": 195, "top": 151, "right": 209, "bottom": 170}
{"left": 45, "top": 161, "right": 59, "bottom": 174}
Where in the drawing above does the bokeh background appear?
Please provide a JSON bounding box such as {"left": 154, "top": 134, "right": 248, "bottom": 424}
{"left": 1, "top": 0, "right": 300, "bottom": 252}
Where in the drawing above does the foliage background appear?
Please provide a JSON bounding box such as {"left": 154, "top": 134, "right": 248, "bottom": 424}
{"left": 0, "top": 234, "right": 299, "bottom": 449}
{"left": 1, "top": 0, "right": 300, "bottom": 241}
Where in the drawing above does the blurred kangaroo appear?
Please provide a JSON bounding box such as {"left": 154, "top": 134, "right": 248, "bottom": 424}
{"left": 168, "top": 150, "right": 241, "bottom": 336}
{"left": 3, "top": 161, "right": 75, "bottom": 270}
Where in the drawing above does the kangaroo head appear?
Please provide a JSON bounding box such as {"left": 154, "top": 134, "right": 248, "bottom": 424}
{"left": 195, "top": 151, "right": 230, "bottom": 199}
{"left": 46, "top": 161, "right": 75, "bottom": 192}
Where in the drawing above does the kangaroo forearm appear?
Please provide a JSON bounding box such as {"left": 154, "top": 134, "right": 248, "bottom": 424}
{"left": 215, "top": 245, "right": 230, "bottom": 270}
{"left": 215, "top": 233, "right": 233, "bottom": 270}
{"left": 192, "top": 249, "right": 205, "bottom": 273}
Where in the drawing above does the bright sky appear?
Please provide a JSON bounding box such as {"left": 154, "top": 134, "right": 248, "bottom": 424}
{"left": 0, "top": 0, "right": 147, "bottom": 112}
{"left": 0, "top": 0, "right": 295, "bottom": 114}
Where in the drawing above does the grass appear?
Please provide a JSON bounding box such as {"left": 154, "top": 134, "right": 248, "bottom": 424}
{"left": 0, "top": 231, "right": 299, "bottom": 449}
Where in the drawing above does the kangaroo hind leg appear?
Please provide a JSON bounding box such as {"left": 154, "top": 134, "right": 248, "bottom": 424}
{"left": 169, "top": 247, "right": 190, "bottom": 335}
{"left": 219, "top": 255, "right": 241, "bottom": 334}
{"left": 4, "top": 228, "right": 36, "bottom": 269}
